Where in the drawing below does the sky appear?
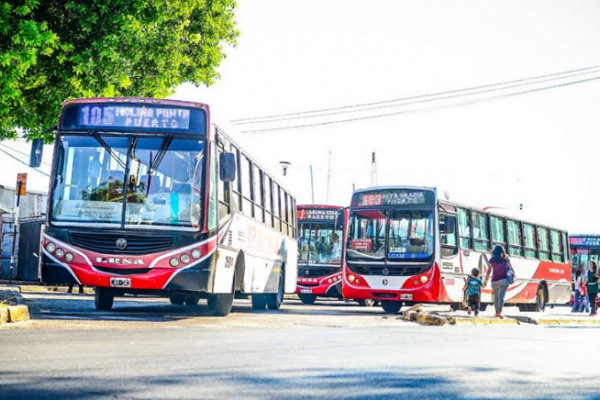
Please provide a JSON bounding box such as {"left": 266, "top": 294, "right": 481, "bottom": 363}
{"left": 2, "top": 0, "right": 600, "bottom": 233}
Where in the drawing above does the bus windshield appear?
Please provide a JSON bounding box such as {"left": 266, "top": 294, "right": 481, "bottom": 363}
{"left": 298, "top": 222, "right": 343, "bottom": 265}
{"left": 347, "top": 209, "right": 434, "bottom": 262}
{"left": 50, "top": 135, "right": 204, "bottom": 230}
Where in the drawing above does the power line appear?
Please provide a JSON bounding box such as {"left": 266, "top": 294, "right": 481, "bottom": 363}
{"left": 0, "top": 147, "right": 50, "bottom": 177}
{"left": 232, "top": 64, "right": 600, "bottom": 123}
{"left": 235, "top": 68, "right": 600, "bottom": 126}
{"left": 242, "top": 75, "right": 600, "bottom": 134}
{"left": 0, "top": 142, "right": 51, "bottom": 167}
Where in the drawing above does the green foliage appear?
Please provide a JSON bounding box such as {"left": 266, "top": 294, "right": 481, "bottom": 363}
{"left": 0, "top": 0, "right": 238, "bottom": 140}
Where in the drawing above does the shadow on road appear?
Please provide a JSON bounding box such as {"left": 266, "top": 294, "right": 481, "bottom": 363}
{"left": 3, "top": 366, "right": 600, "bottom": 400}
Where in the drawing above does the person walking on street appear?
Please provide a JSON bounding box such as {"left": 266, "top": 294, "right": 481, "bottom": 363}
{"left": 483, "top": 245, "right": 513, "bottom": 318}
{"left": 463, "top": 268, "right": 483, "bottom": 316}
{"left": 585, "top": 261, "right": 599, "bottom": 316}
{"left": 572, "top": 269, "right": 589, "bottom": 313}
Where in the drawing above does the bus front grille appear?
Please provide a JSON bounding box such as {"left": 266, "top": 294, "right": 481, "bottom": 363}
{"left": 70, "top": 232, "right": 177, "bottom": 255}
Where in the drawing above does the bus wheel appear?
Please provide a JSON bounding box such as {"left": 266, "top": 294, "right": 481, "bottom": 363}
{"left": 358, "top": 299, "right": 376, "bottom": 307}
{"left": 94, "top": 287, "right": 114, "bottom": 311}
{"left": 169, "top": 294, "right": 185, "bottom": 305}
{"left": 266, "top": 273, "right": 285, "bottom": 310}
{"left": 252, "top": 294, "right": 267, "bottom": 310}
{"left": 207, "top": 290, "right": 235, "bottom": 317}
{"left": 298, "top": 294, "right": 317, "bottom": 305}
{"left": 184, "top": 296, "right": 200, "bottom": 306}
{"left": 534, "top": 286, "right": 547, "bottom": 312}
{"left": 381, "top": 301, "right": 402, "bottom": 314}
{"left": 479, "top": 303, "right": 488, "bottom": 312}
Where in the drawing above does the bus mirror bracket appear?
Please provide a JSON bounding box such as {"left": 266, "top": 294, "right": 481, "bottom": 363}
{"left": 30, "top": 138, "right": 45, "bottom": 168}
{"left": 219, "top": 152, "right": 236, "bottom": 182}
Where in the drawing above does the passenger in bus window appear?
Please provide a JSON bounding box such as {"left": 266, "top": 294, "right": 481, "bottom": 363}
{"left": 483, "top": 245, "right": 510, "bottom": 318}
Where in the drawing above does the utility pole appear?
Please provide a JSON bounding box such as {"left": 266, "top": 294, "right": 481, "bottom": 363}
{"left": 309, "top": 165, "right": 315, "bottom": 204}
{"left": 370, "top": 152, "right": 377, "bottom": 186}
{"left": 325, "top": 151, "right": 332, "bottom": 204}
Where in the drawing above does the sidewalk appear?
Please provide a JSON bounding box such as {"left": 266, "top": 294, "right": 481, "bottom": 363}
{"left": 0, "top": 282, "right": 94, "bottom": 294}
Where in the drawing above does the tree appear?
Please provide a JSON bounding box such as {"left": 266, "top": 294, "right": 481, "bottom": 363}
{"left": 0, "top": 0, "right": 238, "bottom": 140}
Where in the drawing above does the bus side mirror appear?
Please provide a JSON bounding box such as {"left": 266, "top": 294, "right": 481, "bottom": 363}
{"left": 443, "top": 215, "right": 456, "bottom": 235}
{"left": 335, "top": 211, "right": 344, "bottom": 231}
{"left": 30, "top": 138, "right": 44, "bottom": 168}
{"left": 219, "top": 152, "right": 236, "bottom": 182}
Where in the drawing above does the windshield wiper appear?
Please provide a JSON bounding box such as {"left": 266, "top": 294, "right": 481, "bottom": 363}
{"left": 149, "top": 134, "right": 174, "bottom": 175}
{"left": 88, "top": 130, "right": 126, "bottom": 170}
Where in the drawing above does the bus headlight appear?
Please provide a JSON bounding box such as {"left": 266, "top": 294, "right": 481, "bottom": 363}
{"left": 191, "top": 249, "right": 201, "bottom": 259}
{"left": 170, "top": 258, "right": 180, "bottom": 267}
{"left": 55, "top": 248, "right": 65, "bottom": 258}
{"left": 65, "top": 253, "right": 74, "bottom": 262}
{"left": 180, "top": 254, "right": 190, "bottom": 264}
{"left": 46, "top": 243, "right": 56, "bottom": 253}
{"left": 421, "top": 276, "right": 428, "bottom": 283}
{"left": 348, "top": 275, "right": 356, "bottom": 282}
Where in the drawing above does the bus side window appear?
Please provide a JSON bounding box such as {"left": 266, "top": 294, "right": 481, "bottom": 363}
{"left": 472, "top": 211, "right": 490, "bottom": 252}
{"left": 264, "top": 176, "right": 273, "bottom": 228}
{"left": 440, "top": 214, "right": 458, "bottom": 257}
{"left": 562, "top": 232, "right": 569, "bottom": 263}
{"left": 523, "top": 223, "right": 537, "bottom": 259}
{"left": 240, "top": 154, "right": 253, "bottom": 218}
{"left": 230, "top": 145, "right": 241, "bottom": 211}
{"left": 538, "top": 227, "right": 550, "bottom": 261}
{"left": 550, "top": 229, "right": 562, "bottom": 262}
{"left": 507, "top": 220, "right": 523, "bottom": 257}
{"left": 253, "top": 165, "right": 264, "bottom": 224}
{"left": 457, "top": 208, "right": 471, "bottom": 249}
{"left": 490, "top": 216, "right": 507, "bottom": 250}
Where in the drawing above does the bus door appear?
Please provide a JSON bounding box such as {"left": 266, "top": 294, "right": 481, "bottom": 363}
{"left": 439, "top": 212, "right": 462, "bottom": 302}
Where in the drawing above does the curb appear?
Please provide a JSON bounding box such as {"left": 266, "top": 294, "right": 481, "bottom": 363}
{"left": 7, "top": 285, "right": 95, "bottom": 294}
{"left": 0, "top": 289, "right": 31, "bottom": 326}
{"left": 448, "top": 316, "right": 519, "bottom": 325}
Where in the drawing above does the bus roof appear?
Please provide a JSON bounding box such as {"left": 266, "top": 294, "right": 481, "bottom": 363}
{"left": 63, "top": 97, "right": 209, "bottom": 110}
{"left": 297, "top": 204, "right": 343, "bottom": 210}
{"left": 352, "top": 185, "right": 436, "bottom": 195}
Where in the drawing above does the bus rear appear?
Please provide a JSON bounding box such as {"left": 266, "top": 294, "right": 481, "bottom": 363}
{"left": 342, "top": 187, "right": 440, "bottom": 313}
{"left": 296, "top": 205, "right": 345, "bottom": 304}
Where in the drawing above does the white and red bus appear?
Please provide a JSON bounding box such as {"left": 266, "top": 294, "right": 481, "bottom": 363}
{"left": 342, "top": 186, "right": 571, "bottom": 313}
{"left": 30, "top": 98, "right": 298, "bottom": 315}
{"left": 296, "top": 205, "right": 345, "bottom": 304}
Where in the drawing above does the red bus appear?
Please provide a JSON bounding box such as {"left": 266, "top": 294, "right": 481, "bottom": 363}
{"left": 30, "top": 98, "right": 298, "bottom": 316}
{"left": 342, "top": 186, "right": 571, "bottom": 313}
{"left": 296, "top": 205, "right": 345, "bottom": 304}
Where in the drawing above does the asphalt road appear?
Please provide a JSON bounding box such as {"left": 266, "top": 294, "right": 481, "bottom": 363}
{"left": 2, "top": 293, "right": 600, "bottom": 400}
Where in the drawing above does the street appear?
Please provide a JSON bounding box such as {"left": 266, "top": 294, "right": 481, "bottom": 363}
{"left": 2, "top": 293, "right": 600, "bottom": 400}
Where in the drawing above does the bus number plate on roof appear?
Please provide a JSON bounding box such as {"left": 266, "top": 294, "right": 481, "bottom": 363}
{"left": 79, "top": 105, "right": 191, "bottom": 130}
{"left": 297, "top": 209, "right": 338, "bottom": 221}
{"left": 353, "top": 189, "right": 432, "bottom": 207}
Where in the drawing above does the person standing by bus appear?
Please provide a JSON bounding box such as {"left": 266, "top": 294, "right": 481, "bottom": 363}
{"left": 483, "top": 245, "right": 511, "bottom": 318}
{"left": 585, "top": 261, "right": 599, "bottom": 316}
{"left": 572, "top": 269, "right": 588, "bottom": 313}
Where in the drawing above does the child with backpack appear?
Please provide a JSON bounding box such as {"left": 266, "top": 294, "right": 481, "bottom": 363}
{"left": 463, "top": 268, "right": 483, "bottom": 316}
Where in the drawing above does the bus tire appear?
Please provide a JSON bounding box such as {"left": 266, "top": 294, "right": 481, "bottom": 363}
{"left": 298, "top": 294, "right": 317, "bottom": 305}
{"left": 184, "top": 296, "right": 200, "bottom": 306}
{"left": 266, "top": 272, "right": 285, "bottom": 310}
{"left": 169, "top": 294, "right": 185, "bottom": 305}
{"left": 534, "top": 285, "right": 547, "bottom": 312}
{"left": 479, "top": 303, "right": 488, "bottom": 312}
{"left": 381, "top": 301, "right": 402, "bottom": 314}
{"left": 94, "top": 287, "right": 114, "bottom": 311}
{"left": 252, "top": 294, "right": 267, "bottom": 310}
{"left": 358, "top": 299, "right": 376, "bottom": 307}
{"left": 207, "top": 271, "right": 236, "bottom": 317}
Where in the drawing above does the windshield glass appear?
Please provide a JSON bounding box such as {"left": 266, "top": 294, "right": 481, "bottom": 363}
{"left": 51, "top": 135, "right": 204, "bottom": 230}
{"left": 347, "top": 209, "right": 435, "bottom": 262}
{"left": 298, "top": 222, "right": 343, "bottom": 265}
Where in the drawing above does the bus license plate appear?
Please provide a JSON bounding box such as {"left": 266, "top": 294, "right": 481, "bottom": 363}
{"left": 300, "top": 289, "right": 312, "bottom": 294}
{"left": 400, "top": 293, "right": 413, "bottom": 300}
{"left": 110, "top": 277, "right": 131, "bottom": 288}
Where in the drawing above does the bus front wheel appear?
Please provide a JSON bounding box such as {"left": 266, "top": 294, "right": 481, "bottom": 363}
{"left": 298, "top": 294, "right": 317, "bottom": 305}
{"left": 207, "top": 291, "right": 234, "bottom": 316}
{"left": 95, "top": 287, "right": 114, "bottom": 311}
{"left": 169, "top": 294, "right": 185, "bottom": 305}
{"left": 381, "top": 301, "right": 402, "bottom": 314}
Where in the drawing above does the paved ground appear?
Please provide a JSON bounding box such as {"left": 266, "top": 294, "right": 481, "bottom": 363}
{"left": 2, "top": 293, "right": 600, "bottom": 399}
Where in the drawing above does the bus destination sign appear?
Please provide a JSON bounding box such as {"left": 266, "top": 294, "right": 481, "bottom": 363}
{"left": 353, "top": 189, "right": 433, "bottom": 207}
{"left": 297, "top": 208, "right": 338, "bottom": 221}
{"left": 78, "top": 105, "right": 191, "bottom": 130}
{"left": 570, "top": 236, "right": 600, "bottom": 248}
